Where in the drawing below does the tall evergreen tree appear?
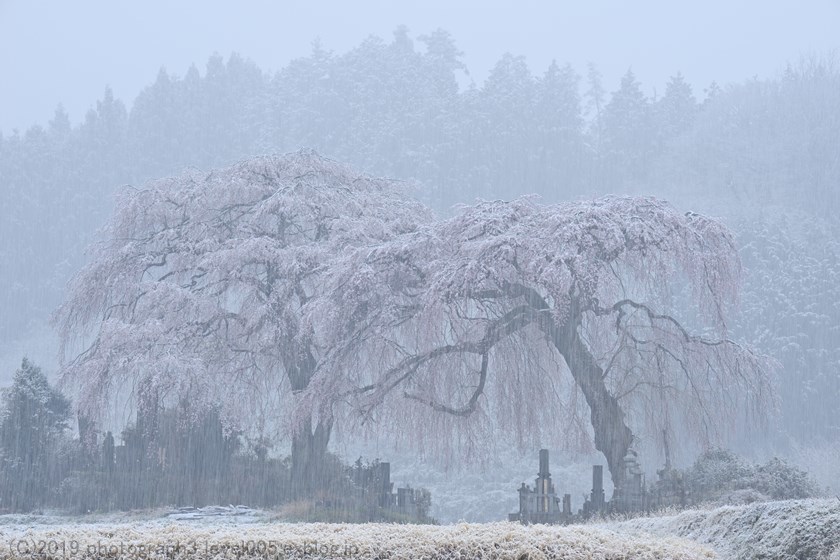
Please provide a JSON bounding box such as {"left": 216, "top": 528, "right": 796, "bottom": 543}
{"left": 0, "top": 359, "right": 72, "bottom": 509}
{"left": 655, "top": 72, "right": 697, "bottom": 143}
{"left": 476, "top": 53, "right": 536, "bottom": 199}
{"left": 535, "top": 60, "right": 586, "bottom": 195}
{"left": 584, "top": 62, "right": 606, "bottom": 156}
{"left": 601, "top": 69, "right": 653, "bottom": 182}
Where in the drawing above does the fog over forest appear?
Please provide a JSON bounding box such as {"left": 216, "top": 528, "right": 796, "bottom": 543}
{"left": 1, "top": 4, "right": 839, "bottom": 557}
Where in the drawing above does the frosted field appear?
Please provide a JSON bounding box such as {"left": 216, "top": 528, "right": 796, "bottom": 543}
{"left": 602, "top": 498, "right": 840, "bottom": 560}
{"left": 0, "top": 515, "right": 711, "bottom": 560}
{"left": 2, "top": 499, "right": 839, "bottom": 559}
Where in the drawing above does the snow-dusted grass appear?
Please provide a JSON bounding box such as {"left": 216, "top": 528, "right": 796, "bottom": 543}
{"left": 602, "top": 498, "right": 840, "bottom": 560}
{"left": 5, "top": 499, "right": 836, "bottom": 559}
{"left": 0, "top": 518, "right": 713, "bottom": 559}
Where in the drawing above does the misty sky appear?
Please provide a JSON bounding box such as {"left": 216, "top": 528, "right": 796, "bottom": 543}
{"left": 2, "top": 1, "right": 839, "bottom": 133}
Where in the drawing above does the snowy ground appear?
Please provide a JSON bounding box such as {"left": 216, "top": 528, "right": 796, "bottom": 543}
{"left": 601, "top": 498, "right": 840, "bottom": 560}
{"left": 2, "top": 499, "right": 837, "bottom": 559}
{"left": 0, "top": 514, "right": 712, "bottom": 559}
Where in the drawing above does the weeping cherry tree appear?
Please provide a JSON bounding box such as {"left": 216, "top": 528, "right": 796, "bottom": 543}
{"left": 54, "top": 150, "right": 430, "bottom": 497}
{"left": 308, "top": 196, "right": 773, "bottom": 491}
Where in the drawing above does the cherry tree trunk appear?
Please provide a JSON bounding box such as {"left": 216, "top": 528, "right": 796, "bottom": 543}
{"left": 289, "top": 417, "right": 333, "bottom": 499}
{"left": 543, "top": 315, "right": 634, "bottom": 495}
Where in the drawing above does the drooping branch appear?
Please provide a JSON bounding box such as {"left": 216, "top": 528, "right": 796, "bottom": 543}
{"left": 353, "top": 303, "right": 537, "bottom": 418}
{"left": 603, "top": 297, "right": 773, "bottom": 428}
{"left": 404, "top": 351, "right": 489, "bottom": 417}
